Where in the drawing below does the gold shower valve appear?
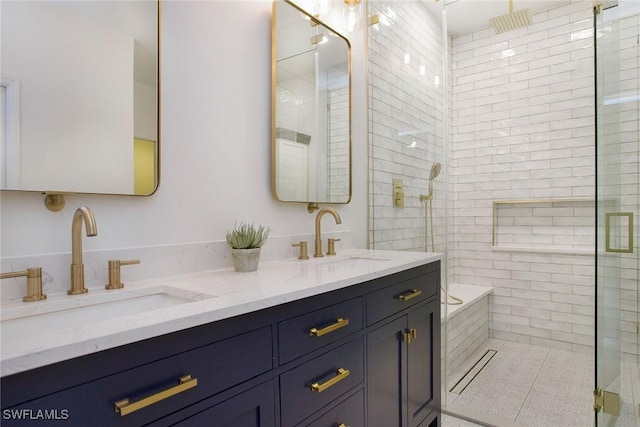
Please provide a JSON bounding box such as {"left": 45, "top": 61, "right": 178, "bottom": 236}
{"left": 393, "top": 179, "right": 404, "bottom": 208}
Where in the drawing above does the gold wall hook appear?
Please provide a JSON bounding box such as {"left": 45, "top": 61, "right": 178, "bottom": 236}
{"left": 44, "top": 194, "right": 65, "bottom": 212}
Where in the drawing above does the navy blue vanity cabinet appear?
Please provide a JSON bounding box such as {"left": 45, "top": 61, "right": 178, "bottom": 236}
{"left": 167, "top": 380, "right": 276, "bottom": 426}
{"left": 278, "top": 297, "right": 363, "bottom": 364}
{"left": 1, "top": 260, "right": 441, "bottom": 427}
{"left": 280, "top": 337, "right": 364, "bottom": 426}
{"left": 366, "top": 274, "right": 441, "bottom": 427}
{"left": 0, "top": 325, "right": 274, "bottom": 426}
{"left": 407, "top": 299, "right": 440, "bottom": 427}
{"left": 302, "top": 388, "right": 364, "bottom": 427}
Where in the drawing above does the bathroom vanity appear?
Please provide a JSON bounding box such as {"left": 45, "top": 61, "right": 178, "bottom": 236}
{"left": 1, "top": 251, "right": 441, "bottom": 426}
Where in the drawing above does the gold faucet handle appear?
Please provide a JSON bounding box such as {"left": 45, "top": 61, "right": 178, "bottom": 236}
{"left": 1, "top": 267, "right": 46, "bottom": 302}
{"left": 292, "top": 241, "right": 309, "bottom": 260}
{"left": 106, "top": 259, "right": 140, "bottom": 290}
{"left": 327, "top": 238, "right": 341, "bottom": 256}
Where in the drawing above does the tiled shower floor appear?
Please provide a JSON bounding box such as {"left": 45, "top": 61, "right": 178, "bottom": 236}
{"left": 446, "top": 339, "right": 595, "bottom": 427}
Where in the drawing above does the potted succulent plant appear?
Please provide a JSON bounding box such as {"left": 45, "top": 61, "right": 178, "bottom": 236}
{"left": 226, "top": 222, "right": 271, "bottom": 272}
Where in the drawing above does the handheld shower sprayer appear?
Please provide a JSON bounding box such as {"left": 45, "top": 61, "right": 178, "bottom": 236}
{"left": 421, "top": 162, "right": 462, "bottom": 306}
{"left": 429, "top": 162, "right": 442, "bottom": 180}
{"left": 428, "top": 162, "right": 441, "bottom": 200}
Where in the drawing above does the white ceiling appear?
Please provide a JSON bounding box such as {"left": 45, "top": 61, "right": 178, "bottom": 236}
{"left": 423, "top": 0, "right": 573, "bottom": 36}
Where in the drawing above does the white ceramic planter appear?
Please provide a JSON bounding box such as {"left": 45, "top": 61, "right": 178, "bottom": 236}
{"left": 231, "top": 248, "right": 261, "bottom": 272}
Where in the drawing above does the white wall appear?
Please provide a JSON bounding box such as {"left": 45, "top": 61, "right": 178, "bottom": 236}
{"left": 0, "top": 1, "right": 368, "bottom": 297}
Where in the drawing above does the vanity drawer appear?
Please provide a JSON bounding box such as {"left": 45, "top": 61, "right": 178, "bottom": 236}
{"left": 280, "top": 337, "right": 364, "bottom": 427}
{"left": 278, "top": 297, "right": 363, "bottom": 364}
{"left": 301, "top": 388, "right": 364, "bottom": 427}
{"left": 2, "top": 326, "right": 272, "bottom": 426}
{"left": 366, "top": 269, "right": 438, "bottom": 326}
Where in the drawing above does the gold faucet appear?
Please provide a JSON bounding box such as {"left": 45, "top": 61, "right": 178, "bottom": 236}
{"left": 69, "top": 206, "right": 98, "bottom": 295}
{"left": 314, "top": 207, "right": 342, "bottom": 257}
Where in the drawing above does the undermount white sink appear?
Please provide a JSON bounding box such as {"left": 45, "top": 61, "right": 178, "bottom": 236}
{"left": 1, "top": 286, "right": 215, "bottom": 339}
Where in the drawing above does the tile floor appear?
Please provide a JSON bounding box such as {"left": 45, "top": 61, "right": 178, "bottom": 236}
{"left": 619, "top": 360, "right": 640, "bottom": 427}
{"left": 445, "top": 339, "right": 595, "bottom": 427}
{"left": 442, "top": 414, "right": 485, "bottom": 427}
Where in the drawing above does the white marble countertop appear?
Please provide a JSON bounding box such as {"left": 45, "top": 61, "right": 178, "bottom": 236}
{"left": 1, "top": 249, "right": 441, "bottom": 377}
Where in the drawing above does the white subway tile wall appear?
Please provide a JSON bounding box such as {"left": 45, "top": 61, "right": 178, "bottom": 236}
{"left": 368, "top": 0, "right": 447, "bottom": 255}
{"left": 446, "top": 295, "right": 490, "bottom": 377}
{"left": 451, "top": 1, "right": 597, "bottom": 353}
{"left": 328, "top": 68, "right": 350, "bottom": 201}
{"left": 369, "top": 0, "right": 638, "bottom": 358}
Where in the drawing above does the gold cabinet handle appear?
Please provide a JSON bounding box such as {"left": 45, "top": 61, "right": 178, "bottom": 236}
{"left": 403, "top": 328, "right": 417, "bottom": 344}
{"left": 310, "top": 368, "right": 350, "bottom": 393}
{"left": 397, "top": 289, "right": 422, "bottom": 301}
{"left": 309, "top": 318, "right": 350, "bottom": 337}
{"left": 338, "top": 424, "right": 350, "bottom": 427}
{"left": 114, "top": 375, "right": 197, "bottom": 416}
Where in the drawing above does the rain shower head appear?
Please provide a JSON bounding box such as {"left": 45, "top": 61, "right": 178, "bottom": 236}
{"left": 489, "top": 0, "right": 532, "bottom": 34}
{"left": 429, "top": 162, "right": 441, "bottom": 181}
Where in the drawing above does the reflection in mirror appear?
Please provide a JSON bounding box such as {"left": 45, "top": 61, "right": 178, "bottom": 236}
{"left": 272, "top": 0, "right": 351, "bottom": 205}
{"left": 1, "top": 0, "right": 158, "bottom": 195}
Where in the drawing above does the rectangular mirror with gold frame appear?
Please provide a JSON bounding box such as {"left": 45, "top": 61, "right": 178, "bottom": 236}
{"left": 1, "top": 0, "right": 159, "bottom": 196}
{"left": 271, "top": 0, "right": 351, "bottom": 205}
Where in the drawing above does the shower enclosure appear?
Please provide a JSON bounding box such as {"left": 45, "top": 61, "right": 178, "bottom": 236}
{"left": 368, "top": 0, "right": 640, "bottom": 425}
{"left": 595, "top": 1, "right": 640, "bottom": 425}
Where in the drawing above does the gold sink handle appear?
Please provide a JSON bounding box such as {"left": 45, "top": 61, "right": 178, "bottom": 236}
{"left": 1, "top": 267, "right": 46, "bottom": 302}
{"left": 326, "top": 238, "right": 341, "bottom": 256}
{"left": 106, "top": 259, "right": 141, "bottom": 290}
{"left": 292, "top": 241, "right": 309, "bottom": 260}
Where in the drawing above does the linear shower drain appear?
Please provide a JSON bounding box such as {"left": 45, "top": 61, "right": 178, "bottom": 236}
{"left": 449, "top": 349, "right": 497, "bottom": 394}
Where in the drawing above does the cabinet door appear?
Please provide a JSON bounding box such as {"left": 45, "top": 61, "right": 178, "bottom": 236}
{"left": 366, "top": 316, "right": 407, "bottom": 427}
{"left": 171, "top": 381, "right": 275, "bottom": 427}
{"left": 304, "top": 389, "right": 364, "bottom": 427}
{"left": 407, "top": 300, "right": 439, "bottom": 427}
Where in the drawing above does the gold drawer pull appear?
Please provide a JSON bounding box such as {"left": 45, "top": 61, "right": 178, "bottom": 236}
{"left": 338, "top": 424, "right": 350, "bottom": 427}
{"left": 397, "top": 289, "right": 422, "bottom": 301}
{"left": 115, "top": 375, "right": 198, "bottom": 416}
{"left": 311, "top": 368, "right": 350, "bottom": 393}
{"left": 309, "top": 318, "right": 350, "bottom": 337}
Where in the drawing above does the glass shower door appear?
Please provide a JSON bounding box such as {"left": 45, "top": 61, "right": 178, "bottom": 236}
{"left": 595, "top": 1, "right": 640, "bottom": 425}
